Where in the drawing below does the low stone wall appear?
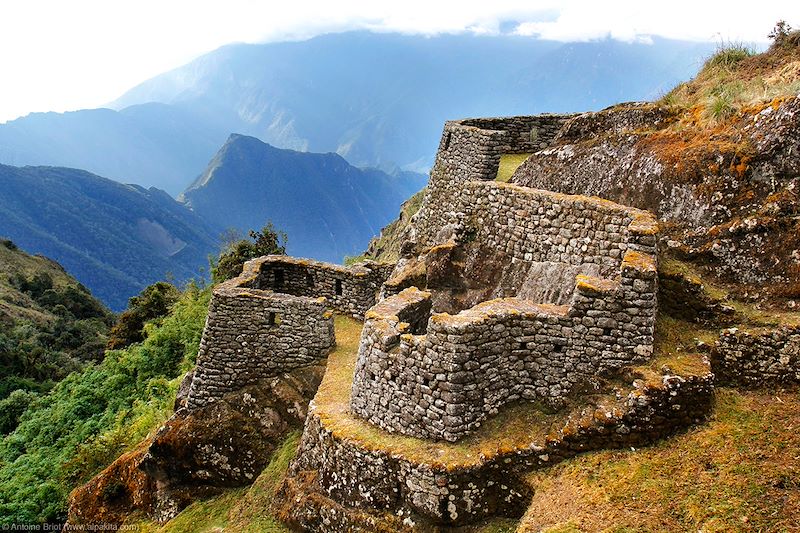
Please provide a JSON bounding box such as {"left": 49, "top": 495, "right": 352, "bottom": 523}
{"left": 712, "top": 326, "right": 800, "bottom": 386}
{"left": 287, "top": 369, "right": 713, "bottom": 529}
{"left": 461, "top": 114, "right": 575, "bottom": 153}
{"left": 351, "top": 241, "right": 657, "bottom": 442}
{"left": 242, "top": 255, "right": 394, "bottom": 319}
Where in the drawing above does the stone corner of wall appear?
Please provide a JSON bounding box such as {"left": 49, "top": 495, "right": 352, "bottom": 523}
{"left": 621, "top": 249, "right": 658, "bottom": 279}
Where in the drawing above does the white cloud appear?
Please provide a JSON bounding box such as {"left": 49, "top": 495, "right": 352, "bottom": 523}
{"left": 0, "top": 0, "right": 797, "bottom": 122}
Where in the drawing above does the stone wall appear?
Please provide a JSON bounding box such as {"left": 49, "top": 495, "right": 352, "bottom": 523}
{"left": 287, "top": 369, "right": 712, "bottom": 529}
{"left": 351, "top": 238, "right": 658, "bottom": 442}
{"left": 185, "top": 256, "right": 394, "bottom": 410}
{"left": 242, "top": 255, "right": 394, "bottom": 319}
{"left": 460, "top": 114, "right": 575, "bottom": 153}
{"left": 712, "top": 326, "right": 800, "bottom": 386}
{"left": 460, "top": 180, "right": 658, "bottom": 268}
{"left": 185, "top": 284, "right": 334, "bottom": 411}
{"left": 413, "top": 114, "right": 575, "bottom": 246}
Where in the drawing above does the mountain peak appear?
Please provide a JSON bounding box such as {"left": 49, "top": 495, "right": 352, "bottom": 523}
{"left": 180, "top": 139, "right": 425, "bottom": 262}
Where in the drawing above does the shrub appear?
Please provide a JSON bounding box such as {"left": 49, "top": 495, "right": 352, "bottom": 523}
{"left": 107, "top": 281, "right": 181, "bottom": 350}
{"left": 0, "top": 284, "right": 211, "bottom": 524}
{"left": 212, "top": 222, "right": 287, "bottom": 282}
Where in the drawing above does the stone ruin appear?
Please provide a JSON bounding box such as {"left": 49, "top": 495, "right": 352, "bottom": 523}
{"left": 184, "top": 255, "right": 393, "bottom": 410}
{"left": 182, "top": 113, "right": 680, "bottom": 529}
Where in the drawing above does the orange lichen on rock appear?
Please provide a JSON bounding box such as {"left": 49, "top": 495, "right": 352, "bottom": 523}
{"left": 67, "top": 443, "right": 155, "bottom": 526}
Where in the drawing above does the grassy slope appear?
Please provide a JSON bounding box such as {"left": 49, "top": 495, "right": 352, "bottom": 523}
{"left": 0, "top": 240, "right": 91, "bottom": 324}
{"left": 520, "top": 387, "right": 800, "bottom": 533}
{"left": 0, "top": 285, "right": 209, "bottom": 524}
{"left": 365, "top": 188, "right": 425, "bottom": 262}
{"left": 497, "top": 154, "right": 533, "bottom": 183}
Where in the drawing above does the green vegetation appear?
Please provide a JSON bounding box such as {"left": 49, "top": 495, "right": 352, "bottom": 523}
{"left": 0, "top": 241, "right": 114, "bottom": 407}
{"left": 365, "top": 188, "right": 426, "bottom": 262}
{"left": 704, "top": 43, "right": 756, "bottom": 70}
{"left": 107, "top": 282, "right": 181, "bottom": 350}
{"left": 0, "top": 283, "right": 211, "bottom": 525}
{"left": 496, "top": 153, "right": 532, "bottom": 182}
{"left": 0, "top": 165, "right": 219, "bottom": 311}
{"left": 659, "top": 27, "right": 800, "bottom": 126}
{"left": 343, "top": 254, "right": 368, "bottom": 266}
{"left": 519, "top": 388, "right": 800, "bottom": 532}
{"left": 212, "top": 222, "right": 287, "bottom": 282}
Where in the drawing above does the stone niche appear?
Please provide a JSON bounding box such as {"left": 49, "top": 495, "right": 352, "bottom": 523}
{"left": 352, "top": 186, "right": 659, "bottom": 442}
{"left": 241, "top": 255, "right": 394, "bottom": 319}
{"left": 185, "top": 256, "right": 394, "bottom": 410}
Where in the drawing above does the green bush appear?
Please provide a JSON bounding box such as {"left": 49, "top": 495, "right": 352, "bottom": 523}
{"left": 107, "top": 281, "right": 181, "bottom": 350}
{"left": 212, "top": 222, "right": 287, "bottom": 282}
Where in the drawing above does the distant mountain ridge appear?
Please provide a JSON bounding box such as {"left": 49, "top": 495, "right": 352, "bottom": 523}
{"left": 0, "top": 32, "right": 714, "bottom": 194}
{"left": 181, "top": 134, "right": 426, "bottom": 262}
{"left": 0, "top": 164, "right": 218, "bottom": 310}
{"left": 112, "top": 32, "right": 715, "bottom": 173}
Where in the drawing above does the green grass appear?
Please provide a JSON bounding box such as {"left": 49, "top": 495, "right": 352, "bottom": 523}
{"left": 365, "top": 188, "right": 426, "bottom": 262}
{"left": 658, "top": 38, "right": 799, "bottom": 127}
{"left": 496, "top": 153, "right": 532, "bottom": 182}
{"left": 704, "top": 43, "right": 756, "bottom": 70}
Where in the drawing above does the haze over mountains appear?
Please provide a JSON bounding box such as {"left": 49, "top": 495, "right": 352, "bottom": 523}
{"left": 0, "top": 165, "right": 217, "bottom": 310}
{"left": 0, "top": 31, "right": 716, "bottom": 309}
{"left": 0, "top": 32, "right": 715, "bottom": 195}
{"left": 182, "top": 134, "right": 426, "bottom": 262}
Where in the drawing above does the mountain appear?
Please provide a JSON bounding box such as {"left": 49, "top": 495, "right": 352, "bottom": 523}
{"left": 0, "top": 103, "right": 227, "bottom": 196}
{"left": 180, "top": 134, "right": 426, "bottom": 262}
{"left": 113, "top": 32, "right": 715, "bottom": 172}
{"left": 0, "top": 32, "right": 715, "bottom": 194}
{"left": 0, "top": 238, "right": 112, "bottom": 413}
{"left": 0, "top": 165, "right": 218, "bottom": 310}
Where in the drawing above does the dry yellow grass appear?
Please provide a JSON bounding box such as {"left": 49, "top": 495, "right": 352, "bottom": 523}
{"left": 660, "top": 39, "right": 800, "bottom": 128}
{"left": 519, "top": 387, "right": 800, "bottom": 533}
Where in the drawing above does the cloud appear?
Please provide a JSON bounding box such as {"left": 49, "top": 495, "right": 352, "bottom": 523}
{"left": 0, "top": 0, "right": 797, "bottom": 122}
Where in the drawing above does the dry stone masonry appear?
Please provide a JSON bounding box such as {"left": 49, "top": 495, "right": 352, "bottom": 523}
{"left": 285, "top": 362, "right": 713, "bottom": 529}
{"left": 241, "top": 255, "right": 394, "bottom": 319}
{"left": 713, "top": 326, "right": 800, "bottom": 386}
{"left": 351, "top": 243, "right": 658, "bottom": 442}
{"left": 185, "top": 256, "right": 393, "bottom": 410}
{"left": 412, "top": 114, "right": 576, "bottom": 246}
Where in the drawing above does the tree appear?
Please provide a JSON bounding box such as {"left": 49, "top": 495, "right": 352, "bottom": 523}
{"left": 107, "top": 282, "right": 181, "bottom": 350}
{"left": 212, "top": 222, "right": 288, "bottom": 283}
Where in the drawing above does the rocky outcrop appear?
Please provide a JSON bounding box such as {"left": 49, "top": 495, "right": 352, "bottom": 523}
{"left": 510, "top": 96, "right": 800, "bottom": 299}
{"left": 67, "top": 363, "right": 325, "bottom": 525}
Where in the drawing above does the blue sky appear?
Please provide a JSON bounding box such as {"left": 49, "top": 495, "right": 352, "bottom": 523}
{"left": 0, "top": 0, "right": 796, "bottom": 123}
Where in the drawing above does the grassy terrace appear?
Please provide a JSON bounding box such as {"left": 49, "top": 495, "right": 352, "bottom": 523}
{"left": 519, "top": 387, "right": 800, "bottom": 533}
{"left": 496, "top": 153, "right": 532, "bottom": 182}
{"left": 314, "top": 316, "right": 709, "bottom": 470}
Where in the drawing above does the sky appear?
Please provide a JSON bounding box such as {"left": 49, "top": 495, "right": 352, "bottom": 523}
{"left": 0, "top": 0, "right": 797, "bottom": 123}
